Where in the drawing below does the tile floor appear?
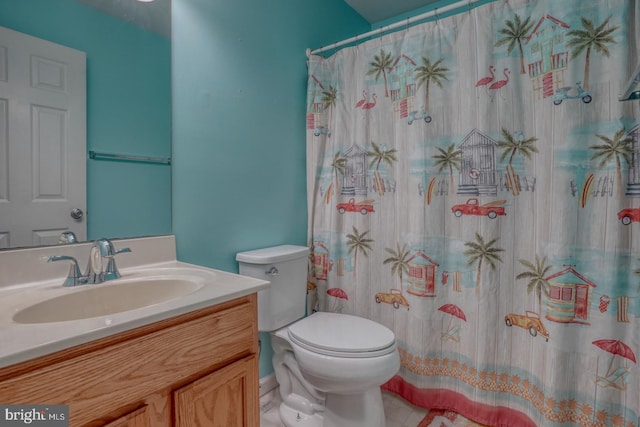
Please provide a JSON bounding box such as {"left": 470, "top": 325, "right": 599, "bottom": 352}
{"left": 260, "top": 388, "right": 428, "bottom": 427}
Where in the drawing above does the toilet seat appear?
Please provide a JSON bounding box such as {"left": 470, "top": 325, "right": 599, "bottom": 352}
{"left": 287, "top": 312, "right": 396, "bottom": 358}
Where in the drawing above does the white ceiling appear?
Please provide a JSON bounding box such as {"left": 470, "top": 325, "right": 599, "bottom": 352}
{"left": 75, "top": 0, "right": 171, "bottom": 38}
{"left": 344, "top": 0, "right": 442, "bottom": 23}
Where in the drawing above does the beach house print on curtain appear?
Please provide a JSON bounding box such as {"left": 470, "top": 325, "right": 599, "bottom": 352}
{"left": 306, "top": 0, "right": 640, "bottom": 426}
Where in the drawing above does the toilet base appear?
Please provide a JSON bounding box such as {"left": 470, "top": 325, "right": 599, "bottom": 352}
{"left": 279, "top": 402, "right": 323, "bottom": 427}
{"left": 323, "top": 387, "right": 385, "bottom": 427}
{"left": 279, "top": 387, "right": 384, "bottom": 427}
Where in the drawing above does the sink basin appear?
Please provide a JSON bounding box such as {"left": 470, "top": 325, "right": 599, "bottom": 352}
{"left": 13, "top": 278, "right": 203, "bottom": 324}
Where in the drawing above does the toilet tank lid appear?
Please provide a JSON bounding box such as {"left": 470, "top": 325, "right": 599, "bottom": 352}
{"left": 236, "top": 245, "right": 309, "bottom": 264}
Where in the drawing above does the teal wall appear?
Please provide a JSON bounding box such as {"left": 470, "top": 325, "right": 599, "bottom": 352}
{"left": 172, "top": 0, "right": 369, "bottom": 377}
{"left": 0, "top": 0, "right": 171, "bottom": 240}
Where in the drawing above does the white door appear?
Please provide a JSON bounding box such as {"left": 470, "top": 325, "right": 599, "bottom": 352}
{"left": 0, "top": 26, "right": 86, "bottom": 248}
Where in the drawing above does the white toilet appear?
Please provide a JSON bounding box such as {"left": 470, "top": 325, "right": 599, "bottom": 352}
{"left": 236, "top": 245, "right": 400, "bottom": 427}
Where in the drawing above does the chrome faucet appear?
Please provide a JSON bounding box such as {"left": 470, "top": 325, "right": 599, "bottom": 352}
{"left": 91, "top": 238, "right": 132, "bottom": 281}
{"left": 58, "top": 231, "right": 78, "bottom": 244}
{"left": 47, "top": 255, "right": 88, "bottom": 287}
{"left": 48, "top": 238, "right": 132, "bottom": 286}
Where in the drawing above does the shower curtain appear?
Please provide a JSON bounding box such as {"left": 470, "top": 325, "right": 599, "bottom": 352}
{"left": 306, "top": 0, "right": 639, "bottom": 425}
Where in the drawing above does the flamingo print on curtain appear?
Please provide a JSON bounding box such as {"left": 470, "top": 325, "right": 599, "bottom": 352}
{"left": 306, "top": 0, "right": 640, "bottom": 426}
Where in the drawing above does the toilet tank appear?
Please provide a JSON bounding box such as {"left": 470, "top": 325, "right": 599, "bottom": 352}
{"left": 236, "top": 245, "right": 309, "bottom": 332}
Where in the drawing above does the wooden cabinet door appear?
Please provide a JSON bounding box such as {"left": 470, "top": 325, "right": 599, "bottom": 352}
{"left": 174, "top": 355, "right": 259, "bottom": 427}
{"left": 103, "top": 406, "right": 151, "bottom": 427}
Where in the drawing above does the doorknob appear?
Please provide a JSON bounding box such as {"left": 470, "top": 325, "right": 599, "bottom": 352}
{"left": 70, "top": 208, "right": 84, "bottom": 220}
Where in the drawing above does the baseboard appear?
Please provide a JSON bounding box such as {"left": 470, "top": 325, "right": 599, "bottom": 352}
{"left": 259, "top": 373, "right": 278, "bottom": 397}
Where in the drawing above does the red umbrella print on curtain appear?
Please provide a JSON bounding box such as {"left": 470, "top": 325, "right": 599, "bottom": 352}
{"left": 438, "top": 303, "right": 466, "bottom": 342}
{"left": 592, "top": 339, "right": 636, "bottom": 390}
{"left": 327, "top": 288, "right": 348, "bottom": 312}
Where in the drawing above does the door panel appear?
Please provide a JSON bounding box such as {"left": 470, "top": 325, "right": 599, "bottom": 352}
{"left": 0, "top": 26, "right": 86, "bottom": 248}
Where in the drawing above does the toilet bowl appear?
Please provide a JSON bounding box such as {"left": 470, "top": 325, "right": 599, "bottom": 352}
{"left": 271, "top": 312, "right": 400, "bottom": 427}
{"left": 283, "top": 312, "right": 399, "bottom": 393}
{"left": 236, "top": 245, "right": 400, "bottom": 427}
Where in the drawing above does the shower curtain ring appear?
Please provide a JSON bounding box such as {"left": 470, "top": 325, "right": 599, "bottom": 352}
{"left": 435, "top": 8, "right": 439, "bottom": 22}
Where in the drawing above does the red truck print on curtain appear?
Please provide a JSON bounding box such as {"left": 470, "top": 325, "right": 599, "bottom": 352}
{"left": 451, "top": 198, "right": 506, "bottom": 219}
{"left": 336, "top": 198, "right": 375, "bottom": 215}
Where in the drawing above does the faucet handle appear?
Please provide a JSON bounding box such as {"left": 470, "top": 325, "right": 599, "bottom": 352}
{"left": 94, "top": 238, "right": 131, "bottom": 256}
{"left": 114, "top": 247, "right": 132, "bottom": 256}
{"left": 48, "top": 255, "right": 87, "bottom": 287}
{"left": 94, "top": 238, "right": 132, "bottom": 281}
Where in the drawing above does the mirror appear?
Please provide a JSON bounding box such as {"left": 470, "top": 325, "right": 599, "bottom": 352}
{"left": 0, "top": 0, "right": 171, "bottom": 249}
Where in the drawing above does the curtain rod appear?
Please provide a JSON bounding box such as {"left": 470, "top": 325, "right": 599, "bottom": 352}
{"left": 307, "top": 0, "right": 487, "bottom": 57}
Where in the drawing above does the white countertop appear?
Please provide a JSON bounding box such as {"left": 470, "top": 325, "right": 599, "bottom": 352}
{"left": 0, "top": 236, "right": 270, "bottom": 369}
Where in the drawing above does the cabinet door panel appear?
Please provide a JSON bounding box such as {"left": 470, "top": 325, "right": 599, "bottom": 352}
{"left": 174, "top": 355, "right": 258, "bottom": 427}
{"left": 103, "top": 406, "right": 151, "bottom": 427}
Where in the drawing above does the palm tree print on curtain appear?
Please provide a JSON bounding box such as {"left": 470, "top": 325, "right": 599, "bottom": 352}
{"left": 432, "top": 144, "right": 462, "bottom": 195}
{"left": 414, "top": 57, "right": 449, "bottom": 112}
{"left": 589, "top": 128, "right": 633, "bottom": 198}
{"left": 368, "top": 141, "right": 397, "bottom": 195}
{"left": 346, "top": 226, "right": 373, "bottom": 277}
{"left": 464, "top": 233, "right": 504, "bottom": 297}
{"left": 497, "top": 128, "right": 538, "bottom": 195}
{"left": 306, "top": 0, "right": 640, "bottom": 425}
{"left": 566, "top": 16, "right": 618, "bottom": 90}
{"left": 325, "top": 151, "right": 346, "bottom": 203}
{"left": 516, "top": 255, "right": 552, "bottom": 315}
{"left": 384, "top": 243, "right": 410, "bottom": 293}
{"left": 495, "top": 14, "right": 535, "bottom": 75}
{"left": 367, "top": 49, "right": 394, "bottom": 98}
{"left": 322, "top": 85, "right": 337, "bottom": 133}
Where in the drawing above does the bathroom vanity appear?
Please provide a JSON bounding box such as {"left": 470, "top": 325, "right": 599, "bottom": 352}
{"left": 0, "top": 235, "right": 269, "bottom": 426}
